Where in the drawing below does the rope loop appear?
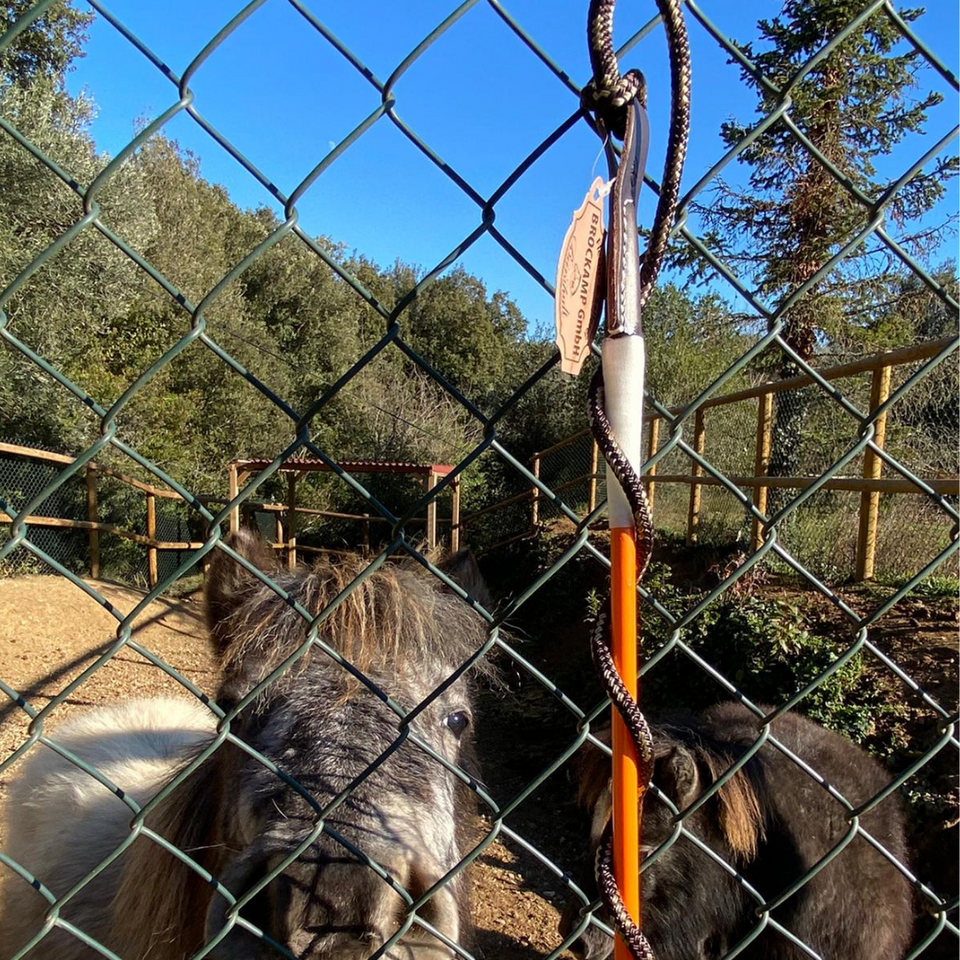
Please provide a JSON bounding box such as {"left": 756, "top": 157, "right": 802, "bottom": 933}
{"left": 584, "top": 0, "right": 649, "bottom": 138}
{"left": 584, "top": 0, "right": 691, "bottom": 305}
{"left": 583, "top": 3, "right": 692, "bottom": 955}
{"left": 581, "top": 67, "right": 647, "bottom": 140}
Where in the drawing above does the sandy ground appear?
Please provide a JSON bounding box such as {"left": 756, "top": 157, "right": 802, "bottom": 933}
{"left": 0, "top": 575, "right": 564, "bottom": 960}
{"left": 6, "top": 569, "right": 953, "bottom": 958}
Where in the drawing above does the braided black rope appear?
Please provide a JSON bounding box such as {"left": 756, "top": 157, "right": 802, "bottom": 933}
{"left": 585, "top": 0, "right": 691, "bottom": 308}
{"left": 584, "top": 0, "right": 647, "bottom": 139}
{"left": 583, "top": 2, "right": 692, "bottom": 958}
{"left": 587, "top": 370, "right": 657, "bottom": 960}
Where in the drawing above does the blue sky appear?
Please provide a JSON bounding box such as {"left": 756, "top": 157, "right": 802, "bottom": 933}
{"left": 63, "top": 0, "right": 959, "bottom": 332}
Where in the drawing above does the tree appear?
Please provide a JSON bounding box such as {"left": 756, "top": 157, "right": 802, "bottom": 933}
{"left": 0, "top": 73, "right": 536, "bottom": 510}
{"left": 1, "top": 1, "right": 91, "bottom": 86}
{"left": 685, "top": 1, "right": 958, "bottom": 483}
{"left": 386, "top": 263, "right": 527, "bottom": 410}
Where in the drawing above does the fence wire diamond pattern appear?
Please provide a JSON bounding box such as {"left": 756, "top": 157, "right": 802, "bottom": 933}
{"left": 0, "top": 2, "right": 957, "bottom": 960}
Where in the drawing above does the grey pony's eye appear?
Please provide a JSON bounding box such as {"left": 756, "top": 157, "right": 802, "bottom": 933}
{"left": 443, "top": 711, "right": 470, "bottom": 737}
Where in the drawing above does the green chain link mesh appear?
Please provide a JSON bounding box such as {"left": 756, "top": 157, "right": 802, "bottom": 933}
{"left": 0, "top": 2, "right": 957, "bottom": 959}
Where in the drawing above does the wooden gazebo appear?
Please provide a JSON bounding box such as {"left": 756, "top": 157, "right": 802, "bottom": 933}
{"left": 227, "top": 457, "right": 460, "bottom": 566}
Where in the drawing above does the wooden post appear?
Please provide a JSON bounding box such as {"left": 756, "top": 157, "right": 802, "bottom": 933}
{"left": 645, "top": 418, "right": 660, "bottom": 511}
{"left": 856, "top": 361, "right": 893, "bottom": 581}
{"left": 588, "top": 439, "right": 600, "bottom": 514}
{"left": 228, "top": 462, "right": 240, "bottom": 534}
{"left": 287, "top": 471, "right": 298, "bottom": 570}
{"left": 86, "top": 464, "right": 99, "bottom": 580}
{"left": 686, "top": 409, "right": 706, "bottom": 545}
{"left": 146, "top": 492, "right": 158, "bottom": 588}
{"left": 275, "top": 512, "right": 284, "bottom": 554}
{"left": 531, "top": 454, "right": 541, "bottom": 529}
{"left": 425, "top": 470, "right": 438, "bottom": 551}
{"left": 451, "top": 476, "right": 461, "bottom": 552}
{"left": 751, "top": 392, "right": 774, "bottom": 552}
{"left": 361, "top": 514, "right": 370, "bottom": 556}
{"left": 202, "top": 519, "right": 212, "bottom": 578}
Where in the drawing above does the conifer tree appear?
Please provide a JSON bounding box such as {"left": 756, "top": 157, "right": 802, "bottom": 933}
{"left": 686, "top": 1, "right": 957, "bottom": 481}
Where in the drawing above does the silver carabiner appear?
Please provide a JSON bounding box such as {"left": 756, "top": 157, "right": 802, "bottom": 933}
{"left": 605, "top": 98, "right": 650, "bottom": 339}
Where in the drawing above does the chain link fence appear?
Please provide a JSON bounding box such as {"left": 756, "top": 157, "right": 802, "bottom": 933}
{"left": 0, "top": 446, "right": 87, "bottom": 576}
{"left": 0, "top": 2, "right": 958, "bottom": 960}
{"left": 475, "top": 340, "right": 958, "bottom": 584}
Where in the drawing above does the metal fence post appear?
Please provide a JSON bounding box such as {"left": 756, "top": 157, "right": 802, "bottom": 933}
{"left": 146, "top": 492, "right": 158, "bottom": 588}
{"left": 856, "top": 358, "right": 893, "bottom": 581}
{"left": 228, "top": 462, "right": 240, "bottom": 534}
{"left": 451, "top": 476, "right": 461, "bottom": 551}
{"left": 686, "top": 409, "right": 706, "bottom": 545}
{"left": 751, "top": 391, "right": 774, "bottom": 551}
{"left": 201, "top": 518, "right": 212, "bottom": 578}
{"left": 274, "top": 512, "right": 284, "bottom": 557}
{"left": 588, "top": 439, "right": 599, "bottom": 514}
{"left": 86, "top": 463, "right": 99, "bottom": 580}
{"left": 424, "top": 470, "right": 438, "bottom": 550}
{"left": 287, "top": 472, "right": 298, "bottom": 570}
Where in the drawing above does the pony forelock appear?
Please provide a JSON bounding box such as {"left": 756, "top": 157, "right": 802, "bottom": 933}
{"left": 216, "top": 552, "right": 491, "bottom": 697}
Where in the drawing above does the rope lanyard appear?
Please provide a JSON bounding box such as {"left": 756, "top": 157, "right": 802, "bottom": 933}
{"left": 582, "top": 2, "right": 691, "bottom": 959}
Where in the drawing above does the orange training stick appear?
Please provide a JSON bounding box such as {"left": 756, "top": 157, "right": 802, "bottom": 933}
{"left": 610, "top": 525, "right": 641, "bottom": 960}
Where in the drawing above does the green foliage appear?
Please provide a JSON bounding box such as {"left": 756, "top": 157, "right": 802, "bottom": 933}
{"left": 677, "top": 2, "right": 957, "bottom": 365}
{"left": 630, "top": 560, "right": 903, "bottom": 747}
{"left": 0, "top": 537, "right": 47, "bottom": 577}
{"left": 0, "top": 32, "right": 752, "bottom": 545}
{"left": 1, "top": 1, "right": 91, "bottom": 87}
{"left": 668, "top": 2, "right": 960, "bottom": 512}
{"left": 492, "top": 530, "right": 901, "bottom": 753}
{"left": 904, "top": 574, "right": 959, "bottom": 599}
{"left": 689, "top": 593, "right": 901, "bottom": 744}
{"left": 0, "top": 74, "right": 536, "bottom": 511}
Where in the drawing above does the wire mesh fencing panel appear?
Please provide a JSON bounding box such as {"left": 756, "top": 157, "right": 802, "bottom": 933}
{"left": 0, "top": 449, "right": 87, "bottom": 576}
{"left": 0, "top": 2, "right": 957, "bottom": 960}
{"left": 535, "top": 431, "right": 603, "bottom": 526}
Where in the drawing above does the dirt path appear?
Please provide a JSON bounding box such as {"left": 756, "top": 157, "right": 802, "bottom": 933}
{"left": 0, "top": 577, "right": 217, "bottom": 771}
{"left": 0, "top": 575, "right": 562, "bottom": 960}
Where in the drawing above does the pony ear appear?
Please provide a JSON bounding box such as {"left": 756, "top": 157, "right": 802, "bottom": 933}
{"left": 206, "top": 529, "right": 277, "bottom": 657}
{"left": 439, "top": 548, "right": 492, "bottom": 611}
{"left": 704, "top": 754, "right": 764, "bottom": 862}
{"left": 655, "top": 745, "right": 701, "bottom": 809}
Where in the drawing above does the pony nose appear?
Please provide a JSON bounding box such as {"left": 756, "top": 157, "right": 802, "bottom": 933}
{"left": 289, "top": 928, "right": 383, "bottom": 960}
{"left": 567, "top": 938, "right": 588, "bottom": 960}
{"left": 566, "top": 932, "right": 609, "bottom": 960}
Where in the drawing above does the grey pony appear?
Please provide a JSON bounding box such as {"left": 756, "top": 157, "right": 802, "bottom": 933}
{"left": 1, "top": 530, "right": 490, "bottom": 960}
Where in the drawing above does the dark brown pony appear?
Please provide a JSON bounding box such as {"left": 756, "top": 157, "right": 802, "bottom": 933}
{"left": 561, "top": 702, "right": 914, "bottom": 960}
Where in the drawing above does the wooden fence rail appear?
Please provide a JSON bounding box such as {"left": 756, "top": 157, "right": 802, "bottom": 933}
{"left": 478, "top": 338, "right": 959, "bottom": 577}
{"left": 0, "top": 444, "right": 455, "bottom": 586}
{"left": 3, "top": 337, "right": 956, "bottom": 579}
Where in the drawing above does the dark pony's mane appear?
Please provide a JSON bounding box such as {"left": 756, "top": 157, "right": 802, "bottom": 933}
{"left": 214, "top": 551, "right": 490, "bottom": 696}
{"left": 657, "top": 719, "right": 765, "bottom": 860}
{"left": 577, "top": 717, "right": 765, "bottom": 862}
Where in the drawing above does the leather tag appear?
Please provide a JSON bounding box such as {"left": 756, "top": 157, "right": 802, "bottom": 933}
{"left": 555, "top": 177, "right": 606, "bottom": 375}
